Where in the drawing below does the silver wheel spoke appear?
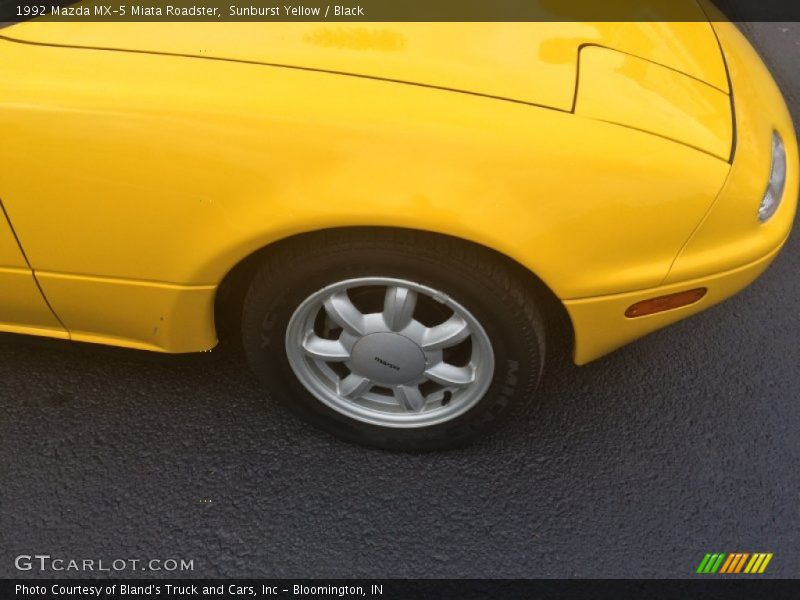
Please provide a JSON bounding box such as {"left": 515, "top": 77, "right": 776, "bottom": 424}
{"left": 425, "top": 362, "right": 475, "bottom": 387}
{"left": 383, "top": 286, "right": 418, "bottom": 331}
{"left": 323, "top": 291, "right": 365, "bottom": 335}
{"left": 421, "top": 314, "right": 470, "bottom": 350}
{"left": 302, "top": 334, "right": 350, "bottom": 362}
{"left": 395, "top": 384, "right": 427, "bottom": 412}
{"left": 337, "top": 374, "right": 372, "bottom": 399}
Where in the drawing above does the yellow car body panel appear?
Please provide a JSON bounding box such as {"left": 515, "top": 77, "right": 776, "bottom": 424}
{"left": 0, "top": 212, "right": 27, "bottom": 270}
{"left": 34, "top": 272, "right": 216, "bottom": 352}
{"left": 0, "top": 204, "right": 67, "bottom": 337}
{"left": 0, "top": 16, "right": 795, "bottom": 363}
{"left": 0, "top": 269, "right": 68, "bottom": 339}
{"left": 575, "top": 45, "right": 733, "bottom": 160}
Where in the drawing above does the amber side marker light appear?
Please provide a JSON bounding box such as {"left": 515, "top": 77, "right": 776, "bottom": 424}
{"left": 625, "top": 288, "right": 707, "bottom": 318}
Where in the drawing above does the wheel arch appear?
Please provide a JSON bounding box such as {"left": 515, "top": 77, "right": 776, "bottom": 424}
{"left": 213, "top": 226, "right": 574, "bottom": 361}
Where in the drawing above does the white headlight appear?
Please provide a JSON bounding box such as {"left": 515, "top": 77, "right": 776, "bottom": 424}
{"left": 758, "top": 132, "right": 786, "bottom": 223}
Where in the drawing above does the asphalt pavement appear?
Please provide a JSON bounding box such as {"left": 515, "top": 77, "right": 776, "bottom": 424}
{"left": 1, "top": 22, "right": 799, "bottom": 579}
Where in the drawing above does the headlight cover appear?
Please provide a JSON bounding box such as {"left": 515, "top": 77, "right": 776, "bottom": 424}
{"left": 758, "top": 132, "right": 787, "bottom": 222}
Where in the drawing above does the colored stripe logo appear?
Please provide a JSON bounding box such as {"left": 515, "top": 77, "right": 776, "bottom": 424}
{"left": 696, "top": 552, "right": 773, "bottom": 574}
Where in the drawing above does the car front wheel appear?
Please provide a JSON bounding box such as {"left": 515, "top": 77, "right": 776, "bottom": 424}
{"left": 241, "top": 230, "right": 546, "bottom": 451}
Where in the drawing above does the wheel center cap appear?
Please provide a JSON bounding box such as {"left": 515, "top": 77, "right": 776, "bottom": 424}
{"left": 350, "top": 332, "right": 426, "bottom": 386}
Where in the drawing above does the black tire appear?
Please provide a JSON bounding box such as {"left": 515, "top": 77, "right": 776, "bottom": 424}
{"left": 241, "top": 229, "right": 546, "bottom": 451}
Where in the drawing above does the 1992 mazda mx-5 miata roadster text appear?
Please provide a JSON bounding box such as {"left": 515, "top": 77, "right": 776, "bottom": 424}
{"left": 0, "top": 4, "right": 797, "bottom": 449}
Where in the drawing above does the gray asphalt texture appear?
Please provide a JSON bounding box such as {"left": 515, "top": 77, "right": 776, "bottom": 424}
{"left": 1, "top": 22, "right": 799, "bottom": 579}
